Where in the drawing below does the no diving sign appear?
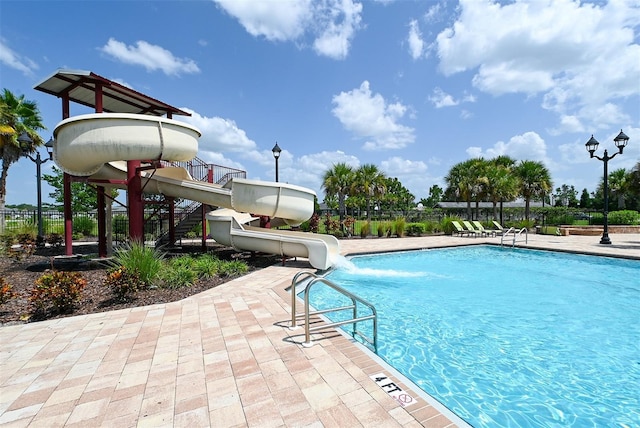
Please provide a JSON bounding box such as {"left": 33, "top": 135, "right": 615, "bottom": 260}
{"left": 370, "top": 372, "right": 417, "bottom": 407}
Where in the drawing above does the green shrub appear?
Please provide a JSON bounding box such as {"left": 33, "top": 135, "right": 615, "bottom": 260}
{"left": 441, "top": 217, "right": 462, "bottom": 235}
{"left": 29, "top": 271, "right": 86, "bottom": 315}
{"left": 516, "top": 220, "right": 535, "bottom": 230}
{"left": 73, "top": 216, "right": 96, "bottom": 236}
{"left": 193, "top": 254, "right": 221, "bottom": 279}
{"left": 360, "top": 221, "right": 371, "bottom": 238}
{"left": 606, "top": 210, "right": 639, "bottom": 225}
{"left": 111, "top": 241, "right": 164, "bottom": 288}
{"left": 159, "top": 265, "right": 199, "bottom": 288}
{"left": 423, "top": 220, "right": 440, "bottom": 234}
{"left": 394, "top": 217, "right": 406, "bottom": 237}
{"left": 406, "top": 223, "right": 424, "bottom": 237}
{"left": 218, "top": 260, "right": 249, "bottom": 277}
{"left": 184, "top": 231, "right": 197, "bottom": 239}
{"left": 374, "top": 221, "right": 390, "bottom": 238}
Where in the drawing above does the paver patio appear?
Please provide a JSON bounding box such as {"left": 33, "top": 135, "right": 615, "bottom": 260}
{"left": 1, "top": 233, "right": 638, "bottom": 427}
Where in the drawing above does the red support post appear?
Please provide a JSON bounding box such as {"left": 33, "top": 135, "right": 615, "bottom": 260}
{"left": 63, "top": 173, "right": 73, "bottom": 256}
{"left": 97, "top": 186, "right": 106, "bottom": 257}
{"left": 127, "top": 160, "right": 144, "bottom": 242}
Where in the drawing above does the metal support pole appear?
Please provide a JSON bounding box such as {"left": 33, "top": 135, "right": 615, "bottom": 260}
{"left": 600, "top": 151, "right": 611, "bottom": 245}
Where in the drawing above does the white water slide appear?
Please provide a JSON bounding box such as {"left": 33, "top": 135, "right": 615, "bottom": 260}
{"left": 53, "top": 113, "right": 339, "bottom": 270}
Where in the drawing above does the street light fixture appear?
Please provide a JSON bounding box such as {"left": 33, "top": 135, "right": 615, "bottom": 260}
{"left": 585, "top": 129, "right": 629, "bottom": 245}
{"left": 272, "top": 142, "right": 282, "bottom": 182}
{"left": 17, "top": 132, "right": 54, "bottom": 243}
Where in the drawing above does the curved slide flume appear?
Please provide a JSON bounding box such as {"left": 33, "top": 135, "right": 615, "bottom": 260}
{"left": 207, "top": 209, "right": 340, "bottom": 271}
{"left": 53, "top": 113, "right": 339, "bottom": 269}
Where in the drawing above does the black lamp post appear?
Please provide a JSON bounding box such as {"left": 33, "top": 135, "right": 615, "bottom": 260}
{"left": 272, "top": 142, "right": 282, "bottom": 182}
{"left": 17, "top": 132, "right": 54, "bottom": 242}
{"left": 585, "top": 129, "right": 629, "bottom": 245}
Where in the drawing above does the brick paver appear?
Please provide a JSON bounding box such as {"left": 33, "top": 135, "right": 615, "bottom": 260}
{"left": 1, "top": 234, "right": 638, "bottom": 427}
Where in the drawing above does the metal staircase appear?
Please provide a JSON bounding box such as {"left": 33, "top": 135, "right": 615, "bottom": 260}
{"left": 152, "top": 157, "right": 246, "bottom": 247}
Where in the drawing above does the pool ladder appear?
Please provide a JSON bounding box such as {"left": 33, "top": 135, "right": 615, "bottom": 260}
{"left": 500, "top": 227, "right": 528, "bottom": 247}
{"left": 290, "top": 271, "right": 378, "bottom": 353}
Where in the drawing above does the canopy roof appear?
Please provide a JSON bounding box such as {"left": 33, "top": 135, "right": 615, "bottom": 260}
{"left": 34, "top": 69, "right": 190, "bottom": 117}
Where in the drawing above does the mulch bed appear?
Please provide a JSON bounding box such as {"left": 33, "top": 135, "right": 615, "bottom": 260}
{"left": 0, "top": 243, "right": 281, "bottom": 327}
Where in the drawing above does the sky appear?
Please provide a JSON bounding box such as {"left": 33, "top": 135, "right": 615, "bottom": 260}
{"left": 1, "top": 0, "right": 639, "bottom": 207}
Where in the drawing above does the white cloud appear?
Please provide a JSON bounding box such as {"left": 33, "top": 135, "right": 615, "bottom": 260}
{"left": 407, "top": 20, "right": 424, "bottom": 60}
{"left": 466, "top": 131, "right": 551, "bottom": 166}
{"left": 0, "top": 40, "right": 38, "bottom": 75}
{"left": 429, "top": 87, "right": 476, "bottom": 108}
{"left": 380, "top": 156, "right": 431, "bottom": 198}
{"left": 214, "top": 0, "right": 363, "bottom": 60}
{"left": 100, "top": 38, "right": 200, "bottom": 76}
{"left": 213, "top": 0, "right": 311, "bottom": 41}
{"left": 313, "top": 0, "right": 363, "bottom": 60}
{"left": 332, "top": 81, "right": 415, "bottom": 150}
{"left": 435, "top": 0, "right": 640, "bottom": 131}
{"left": 429, "top": 87, "right": 457, "bottom": 108}
{"left": 178, "top": 109, "right": 257, "bottom": 154}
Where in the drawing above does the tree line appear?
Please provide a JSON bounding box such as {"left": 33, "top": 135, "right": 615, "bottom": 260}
{"left": 322, "top": 156, "right": 640, "bottom": 223}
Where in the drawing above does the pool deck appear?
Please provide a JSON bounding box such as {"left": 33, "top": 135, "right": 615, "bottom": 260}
{"left": 1, "top": 233, "right": 638, "bottom": 427}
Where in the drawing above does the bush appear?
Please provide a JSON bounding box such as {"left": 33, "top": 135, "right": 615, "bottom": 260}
{"left": 218, "top": 260, "right": 249, "bottom": 277}
{"left": 193, "top": 254, "right": 221, "bottom": 279}
{"left": 360, "top": 221, "right": 371, "bottom": 238}
{"left": 5, "top": 233, "right": 37, "bottom": 260}
{"left": 160, "top": 264, "right": 199, "bottom": 288}
{"left": 406, "top": 223, "right": 424, "bottom": 237}
{"left": 423, "top": 220, "right": 440, "bottom": 234}
{"left": 29, "top": 271, "right": 86, "bottom": 315}
{"left": 323, "top": 213, "right": 340, "bottom": 235}
{"left": 104, "top": 266, "right": 141, "bottom": 301}
{"left": 73, "top": 216, "right": 96, "bottom": 236}
{"left": 394, "top": 218, "right": 406, "bottom": 237}
{"left": 378, "top": 221, "right": 391, "bottom": 238}
{"left": 0, "top": 277, "right": 17, "bottom": 305}
{"left": 111, "top": 241, "right": 164, "bottom": 288}
{"left": 441, "top": 217, "right": 462, "bottom": 235}
{"left": 46, "top": 233, "right": 64, "bottom": 247}
{"left": 606, "top": 210, "right": 639, "bottom": 225}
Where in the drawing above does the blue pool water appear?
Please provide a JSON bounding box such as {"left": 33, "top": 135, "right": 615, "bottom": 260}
{"left": 306, "top": 246, "right": 640, "bottom": 427}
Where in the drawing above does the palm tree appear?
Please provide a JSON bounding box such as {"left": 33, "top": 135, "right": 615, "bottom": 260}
{"left": 515, "top": 160, "right": 552, "bottom": 221}
{"left": 485, "top": 157, "right": 519, "bottom": 221}
{"left": 0, "top": 89, "right": 46, "bottom": 232}
{"left": 351, "top": 164, "right": 386, "bottom": 223}
{"left": 322, "top": 163, "right": 354, "bottom": 230}
{"left": 445, "top": 158, "right": 485, "bottom": 219}
{"left": 607, "top": 168, "right": 628, "bottom": 209}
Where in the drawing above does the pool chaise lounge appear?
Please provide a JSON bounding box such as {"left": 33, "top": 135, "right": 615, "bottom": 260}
{"left": 462, "top": 220, "right": 482, "bottom": 237}
{"left": 492, "top": 220, "right": 507, "bottom": 236}
{"left": 451, "top": 220, "right": 472, "bottom": 237}
{"left": 472, "top": 220, "right": 498, "bottom": 237}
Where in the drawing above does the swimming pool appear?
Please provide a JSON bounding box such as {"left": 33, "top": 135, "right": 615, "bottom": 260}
{"left": 306, "top": 246, "right": 640, "bottom": 427}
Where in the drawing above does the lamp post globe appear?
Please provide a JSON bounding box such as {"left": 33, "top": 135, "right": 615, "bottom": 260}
{"left": 272, "top": 142, "right": 281, "bottom": 182}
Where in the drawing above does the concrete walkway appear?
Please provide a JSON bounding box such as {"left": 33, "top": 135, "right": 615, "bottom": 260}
{"left": 1, "top": 233, "right": 638, "bottom": 427}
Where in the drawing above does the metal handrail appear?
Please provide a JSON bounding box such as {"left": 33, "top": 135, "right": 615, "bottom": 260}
{"left": 291, "top": 271, "right": 378, "bottom": 352}
{"left": 501, "top": 227, "right": 528, "bottom": 246}
{"left": 290, "top": 271, "right": 321, "bottom": 328}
